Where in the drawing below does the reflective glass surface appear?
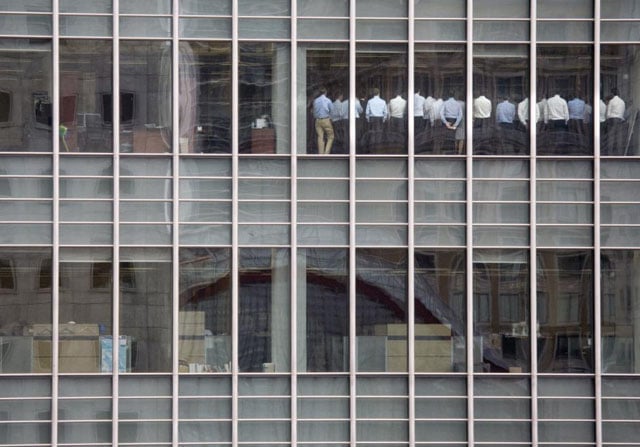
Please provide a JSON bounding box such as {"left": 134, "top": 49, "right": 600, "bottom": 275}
{"left": 239, "top": 43, "right": 290, "bottom": 154}
{"left": 537, "top": 45, "right": 593, "bottom": 156}
{"left": 415, "top": 249, "right": 466, "bottom": 372}
{"left": 473, "top": 44, "right": 529, "bottom": 155}
{"left": 298, "top": 248, "right": 348, "bottom": 372}
{"left": 179, "top": 42, "right": 231, "bottom": 154}
{"left": 601, "top": 250, "right": 640, "bottom": 373}
{"left": 119, "top": 253, "right": 172, "bottom": 373}
{"left": 356, "top": 248, "right": 407, "bottom": 372}
{"left": 239, "top": 248, "right": 290, "bottom": 372}
{"left": 298, "top": 43, "right": 349, "bottom": 155}
{"left": 601, "top": 45, "right": 640, "bottom": 156}
{"left": 59, "top": 250, "right": 112, "bottom": 373}
{"left": 60, "top": 40, "right": 112, "bottom": 153}
{"left": 537, "top": 250, "right": 593, "bottom": 373}
{"left": 179, "top": 248, "right": 231, "bottom": 373}
{"left": 356, "top": 44, "right": 408, "bottom": 155}
{"left": 0, "top": 248, "right": 52, "bottom": 373}
{"left": 119, "top": 41, "right": 172, "bottom": 154}
{"left": 415, "top": 44, "right": 466, "bottom": 155}
{"left": 473, "top": 250, "right": 530, "bottom": 373}
{"left": 0, "top": 39, "right": 52, "bottom": 152}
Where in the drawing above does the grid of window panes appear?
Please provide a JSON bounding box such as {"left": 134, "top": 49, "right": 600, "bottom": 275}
{"left": 1, "top": 0, "right": 640, "bottom": 446}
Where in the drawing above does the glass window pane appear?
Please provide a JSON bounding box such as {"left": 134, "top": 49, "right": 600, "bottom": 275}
{"left": 59, "top": 252, "right": 112, "bottom": 373}
{"left": 356, "top": 44, "right": 408, "bottom": 155}
{"left": 602, "top": 251, "right": 640, "bottom": 373}
{"left": 239, "top": 43, "right": 290, "bottom": 154}
{"left": 356, "top": 248, "right": 407, "bottom": 372}
{"left": 239, "top": 248, "right": 290, "bottom": 372}
{"left": 601, "top": 45, "right": 640, "bottom": 156}
{"left": 179, "top": 17, "right": 231, "bottom": 38}
{"left": 537, "top": 45, "right": 594, "bottom": 156}
{"left": 415, "top": 44, "right": 466, "bottom": 155}
{"left": 180, "top": 42, "right": 231, "bottom": 154}
{"left": 473, "top": 21, "right": 529, "bottom": 41}
{"left": 415, "top": 0, "right": 465, "bottom": 18}
{"left": 415, "top": 249, "right": 465, "bottom": 372}
{"left": 538, "top": 0, "right": 593, "bottom": 18}
{"left": 120, "top": 41, "right": 172, "bottom": 154}
{"left": 297, "top": 249, "right": 348, "bottom": 372}
{"left": 121, "top": 0, "right": 170, "bottom": 14}
{"left": 356, "top": 0, "right": 406, "bottom": 17}
{"left": 60, "top": 40, "right": 112, "bottom": 153}
{"left": 0, "top": 248, "right": 52, "bottom": 373}
{"left": 298, "top": 44, "right": 349, "bottom": 155}
{"left": 120, "top": 255, "right": 172, "bottom": 372}
{"left": 298, "top": 0, "right": 348, "bottom": 17}
{"left": 538, "top": 21, "right": 593, "bottom": 41}
{"left": 473, "top": 250, "right": 530, "bottom": 372}
{"left": 0, "top": 39, "right": 52, "bottom": 152}
{"left": 179, "top": 248, "right": 231, "bottom": 373}
{"left": 239, "top": 0, "right": 290, "bottom": 15}
{"left": 537, "top": 250, "right": 593, "bottom": 373}
{"left": 473, "top": 0, "right": 528, "bottom": 18}
{"left": 473, "top": 44, "right": 529, "bottom": 155}
{"left": 61, "top": 0, "right": 111, "bottom": 13}
{"left": 180, "top": 0, "right": 231, "bottom": 15}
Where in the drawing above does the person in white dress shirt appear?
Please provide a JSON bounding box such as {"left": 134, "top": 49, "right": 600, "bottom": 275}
{"left": 605, "top": 88, "right": 626, "bottom": 154}
{"left": 473, "top": 94, "right": 492, "bottom": 129}
{"left": 544, "top": 92, "right": 569, "bottom": 131}
{"left": 388, "top": 92, "right": 407, "bottom": 133}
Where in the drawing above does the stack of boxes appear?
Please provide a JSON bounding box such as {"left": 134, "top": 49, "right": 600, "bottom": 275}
{"left": 373, "top": 323, "right": 452, "bottom": 372}
{"left": 29, "top": 323, "right": 100, "bottom": 373}
{"left": 179, "top": 311, "right": 206, "bottom": 370}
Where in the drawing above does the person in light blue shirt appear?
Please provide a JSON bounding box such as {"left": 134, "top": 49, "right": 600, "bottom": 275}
{"left": 440, "top": 92, "right": 463, "bottom": 128}
{"left": 312, "top": 87, "right": 334, "bottom": 154}
{"left": 568, "top": 92, "right": 587, "bottom": 152}
{"left": 568, "top": 94, "right": 586, "bottom": 120}
{"left": 365, "top": 88, "right": 388, "bottom": 132}
{"left": 496, "top": 97, "right": 516, "bottom": 128}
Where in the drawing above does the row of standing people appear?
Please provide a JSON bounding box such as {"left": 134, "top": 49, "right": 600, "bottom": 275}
{"left": 312, "top": 87, "right": 633, "bottom": 154}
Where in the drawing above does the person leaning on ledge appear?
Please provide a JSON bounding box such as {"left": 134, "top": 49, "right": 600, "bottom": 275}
{"left": 313, "top": 87, "right": 334, "bottom": 154}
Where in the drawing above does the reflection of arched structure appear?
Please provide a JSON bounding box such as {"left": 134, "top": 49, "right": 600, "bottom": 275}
{"left": 537, "top": 250, "right": 593, "bottom": 373}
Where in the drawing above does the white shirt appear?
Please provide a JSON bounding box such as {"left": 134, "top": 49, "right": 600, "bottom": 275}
{"left": 413, "top": 93, "right": 425, "bottom": 117}
{"left": 389, "top": 95, "right": 407, "bottom": 119}
{"left": 517, "top": 97, "right": 529, "bottom": 125}
{"left": 607, "top": 95, "right": 626, "bottom": 120}
{"left": 545, "top": 94, "right": 569, "bottom": 123}
{"left": 423, "top": 96, "right": 436, "bottom": 124}
{"left": 599, "top": 99, "right": 607, "bottom": 123}
{"left": 473, "top": 95, "right": 492, "bottom": 118}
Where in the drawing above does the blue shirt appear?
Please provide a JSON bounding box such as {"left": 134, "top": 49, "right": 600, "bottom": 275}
{"left": 366, "top": 95, "right": 388, "bottom": 121}
{"left": 496, "top": 100, "right": 516, "bottom": 124}
{"left": 313, "top": 94, "right": 333, "bottom": 119}
{"left": 440, "top": 97, "right": 462, "bottom": 127}
{"left": 568, "top": 98, "right": 586, "bottom": 120}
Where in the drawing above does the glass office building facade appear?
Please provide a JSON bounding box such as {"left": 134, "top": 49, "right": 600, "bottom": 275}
{"left": 0, "top": 0, "right": 640, "bottom": 445}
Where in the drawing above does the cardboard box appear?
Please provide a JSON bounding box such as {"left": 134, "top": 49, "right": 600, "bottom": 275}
{"left": 415, "top": 355, "right": 452, "bottom": 372}
{"left": 28, "top": 323, "right": 99, "bottom": 337}
{"left": 374, "top": 323, "right": 451, "bottom": 337}
{"left": 415, "top": 340, "right": 452, "bottom": 357}
{"left": 416, "top": 324, "right": 451, "bottom": 337}
{"left": 179, "top": 338, "right": 205, "bottom": 364}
